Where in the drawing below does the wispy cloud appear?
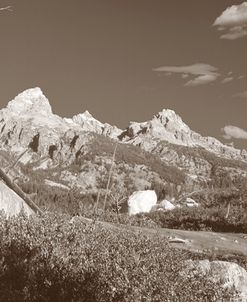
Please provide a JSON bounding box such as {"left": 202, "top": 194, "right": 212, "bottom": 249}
{"left": 213, "top": 2, "right": 247, "bottom": 40}
{"left": 222, "top": 125, "right": 247, "bottom": 140}
{"left": 221, "top": 77, "right": 234, "bottom": 84}
{"left": 185, "top": 74, "right": 219, "bottom": 87}
{"left": 153, "top": 63, "right": 220, "bottom": 86}
{"left": 233, "top": 90, "right": 247, "bottom": 98}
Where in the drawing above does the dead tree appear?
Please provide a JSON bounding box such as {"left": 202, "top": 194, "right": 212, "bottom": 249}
{"left": 103, "top": 143, "right": 118, "bottom": 212}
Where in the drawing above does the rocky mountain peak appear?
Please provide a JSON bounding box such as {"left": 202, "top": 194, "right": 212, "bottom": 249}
{"left": 72, "top": 110, "right": 101, "bottom": 123}
{"left": 6, "top": 87, "right": 52, "bottom": 116}
{"left": 70, "top": 110, "right": 122, "bottom": 139}
{"left": 155, "top": 109, "right": 191, "bottom": 133}
{"left": 121, "top": 108, "right": 191, "bottom": 145}
{"left": 81, "top": 110, "right": 93, "bottom": 118}
{"left": 156, "top": 108, "right": 178, "bottom": 120}
{"left": 72, "top": 110, "right": 104, "bottom": 131}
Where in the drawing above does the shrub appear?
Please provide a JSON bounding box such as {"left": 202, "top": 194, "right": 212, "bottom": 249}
{"left": 0, "top": 212, "right": 235, "bottom": 301}
{"left": 144, "top": 206, "right": 247, "bottom": 233}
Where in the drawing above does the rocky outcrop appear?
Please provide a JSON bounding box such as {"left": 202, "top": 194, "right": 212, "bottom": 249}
{"left": 128, "top": 190, "right": 157, "bottom": 215}
{"left": 67, "top": 110, "right": 122, "bottom": 139}
{"left": 0, "top": 181, "right": 34, "bottom": 217}
{"left": 183, "top": 260, "right": 247, "bottom": 300}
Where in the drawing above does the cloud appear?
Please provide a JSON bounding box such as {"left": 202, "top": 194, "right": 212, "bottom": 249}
{"left": 220, "top": 27, "right": 247, "bottom": 40}
{"left": 153, "top": 63, "right": 218, "bottom": 75}
{"left": 233, "top": 90, "right": 247, "bottom": 98}
{"left": 153, "top": 63, "right": 219, "bottom": 86}
{"left": 213, "top": 2, "right": 247, "bottom": 39}
{"left": 185, "top": 74, "right": 218, "bottom": 86}
{"left": 221, "top": 76, "right": 234, "bottom": 84}
{"left": 222, "top": 125, "right": 247, "bottom": 140}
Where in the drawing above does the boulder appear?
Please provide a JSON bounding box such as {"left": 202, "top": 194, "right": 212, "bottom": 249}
{"left": 183, "top": 260, "right": 247, "bottom": 300}
{"left": 0, "top": 181, "right": 34, "bottom": 217}
{"left": 128, "top": 190, "right": 157, "bottom": 215}
{"left": 159, "top": 199, "right": 176, "bottom": 211}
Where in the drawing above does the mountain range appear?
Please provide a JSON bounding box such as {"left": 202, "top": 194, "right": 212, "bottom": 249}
{"left": 0, "top": 87, "right": 246, "bottom": 211}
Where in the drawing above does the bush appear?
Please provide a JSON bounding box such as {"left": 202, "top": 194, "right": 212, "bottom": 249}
{"left": 144, "top": 206, "right": 247, "bottom": 233}
{"left": 0, "top": 212, "right": 235, "bottom": 301}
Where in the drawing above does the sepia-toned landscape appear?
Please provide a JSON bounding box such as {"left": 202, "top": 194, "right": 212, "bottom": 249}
{"left": 0, "top": 1, "right": 247, "bottom": 301}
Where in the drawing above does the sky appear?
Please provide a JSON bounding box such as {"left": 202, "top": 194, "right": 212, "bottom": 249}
{"left": 0, "top": 0, "right": 247, "bottom": 148}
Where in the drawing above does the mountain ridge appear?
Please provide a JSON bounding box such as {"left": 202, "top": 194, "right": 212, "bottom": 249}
{"left": 1, "top": 87, "right": 246, "bottom": 164}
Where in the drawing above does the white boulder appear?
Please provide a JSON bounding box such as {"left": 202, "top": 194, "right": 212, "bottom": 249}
{"left": 128, "top": 190, "right": 157, "bottom": 215}
{"left": 186, "top": 197, "right": 199, "bottom": 207}
{"left": 183, "top": 260, "right": 247, "bottom": 300}
{"left": 159, "top": 199, "right": 176, "bottom": 211}
{"left": 0, "top": 181, "right": 34, "bottom": 217}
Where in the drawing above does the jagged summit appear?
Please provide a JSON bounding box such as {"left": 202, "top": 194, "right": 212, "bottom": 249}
{"left": 71, "top": 110, "right": 122, "bottom": 138}
{"left": 6, "top": 87, "right": 52, "bottom": 116}
{"left": 80, "top": 110, "right": 95, "bottom": 119}
{"left": 156, "top": 108, "right": 178, "bottom": 119}
{"left": 156, "top": 109, "right": 189, "bottom": 127}
{"left": 155, "top": 109, "right": 191, "bottom": 133}
{"left": 72, "top": 110, "right": 104, "bottom": 133}
{"left": 72, "top": 110, "right": 103, "bottom": 125}
{"left": 119, "top": 108, "right": 247, "bottom": 161}
{"left": 1, "top": 87, "right": 123, "bottom": 139}
{"left": 121, "top": 108, "right": 191, "bottom": 146}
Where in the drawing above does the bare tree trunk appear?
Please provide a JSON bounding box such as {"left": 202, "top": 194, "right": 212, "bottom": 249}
{"left": 225, "top": 201, "right": 231, "bottom": 219}
{"left": 93, "top": 190, "right": 101, "bottom": 221}
{"left": 115, "top": 197, "right": 120, "bottom": 223}
{"left": 0, "top": 168, "right": 43, "bottom": 214}
{"left": 103, "top": 143, "right": 118, "bottom": 212}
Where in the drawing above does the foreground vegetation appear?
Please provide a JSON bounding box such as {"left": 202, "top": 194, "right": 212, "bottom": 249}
{"left": 0, "top": 212, "right": 236, "bottom": 302}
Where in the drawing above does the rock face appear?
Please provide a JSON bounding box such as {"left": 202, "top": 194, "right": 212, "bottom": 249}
{"left": 67, "top": 110, "right": 122, "bottom": 139}
{"left": 128, "top": 190, "right": 157, "bottom": 215}
{"left": 0, "top": 181, "right": 34, "bottom": 217}
{"left": 120, "top": 109, "right": 247, "bottom": 162}
{"left": 6, "top": 87, "right": 52, "bottom": 116}
{"left": 184, "top": 260, "right": 247, "bottom": 300}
